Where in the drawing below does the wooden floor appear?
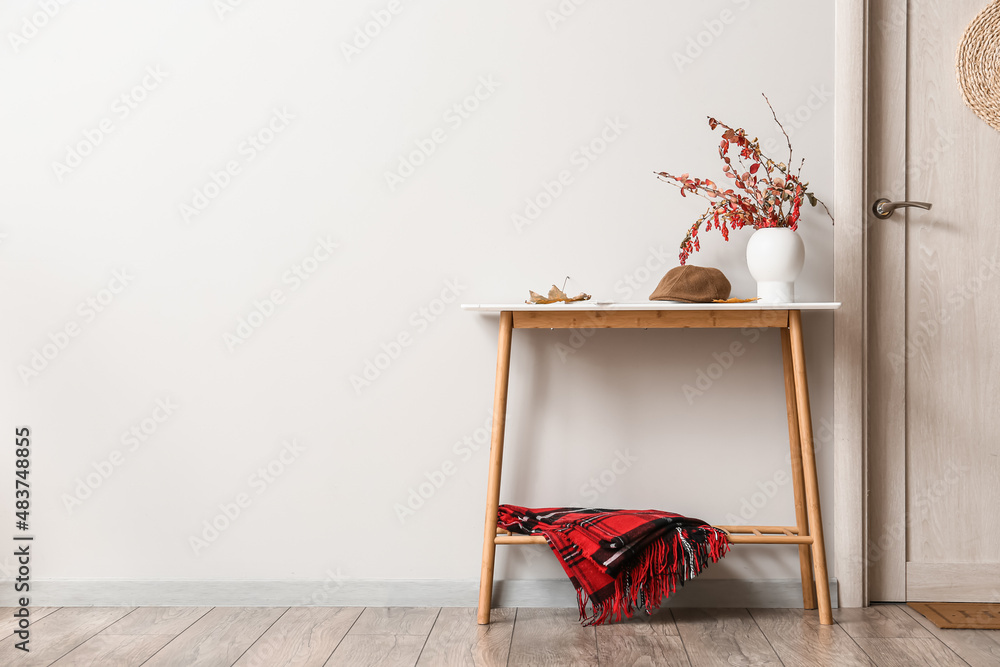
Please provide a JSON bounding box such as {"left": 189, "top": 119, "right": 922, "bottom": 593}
{"left": 1, "top": 604, "right": 998, "bottom": 666}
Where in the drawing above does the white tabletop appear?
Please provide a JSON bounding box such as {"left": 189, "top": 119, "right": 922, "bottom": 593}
{"left": 462, "top": 302, "right": 841, "bottom": 312}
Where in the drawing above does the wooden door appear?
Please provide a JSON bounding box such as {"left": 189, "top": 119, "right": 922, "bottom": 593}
{"left": 869, "top": 0, "right": 1000, "bottom": 602}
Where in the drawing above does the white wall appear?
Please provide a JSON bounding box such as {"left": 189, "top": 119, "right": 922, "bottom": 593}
{"left": 0, "top": 0, "right": 835, "bottom": 601}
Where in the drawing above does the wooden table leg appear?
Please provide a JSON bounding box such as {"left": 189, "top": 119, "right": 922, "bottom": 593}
{"left": 788, "top": 310, "right": 833, "bottom": 625}
{"left": 477, "top": 311, "right": 514, "bottom": 625}
{"left": 781, "top": 327, "right": 817, "bottom": 610}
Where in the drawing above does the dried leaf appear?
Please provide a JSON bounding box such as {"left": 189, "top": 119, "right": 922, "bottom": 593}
{"left": 527, "top": 290, "right": 547, "bottom": 303}
{"left": 547, "top": 285, "right": 568, "bottom": 301}
{"left": 526, "top": 286, "right": 592, "bottom": 304}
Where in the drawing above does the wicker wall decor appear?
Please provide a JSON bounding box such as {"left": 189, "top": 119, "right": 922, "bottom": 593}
{"left": 957, "top": 0, "right": 1000, "bottom": 131}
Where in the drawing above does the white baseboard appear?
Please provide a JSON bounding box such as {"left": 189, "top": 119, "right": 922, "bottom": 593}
{"left": 4, "top": 578, "right": 838, "bottom": 608}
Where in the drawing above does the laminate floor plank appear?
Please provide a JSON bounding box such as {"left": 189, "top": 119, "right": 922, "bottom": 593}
{"left": 349, "top": 607, "right": 439, "bottom": 636}
{"left": 415, "top": 607, "right": 514, "bottom": 667}
{"left": 0, "top": 607, "right": 134, "bottom": 667}
{"left": 672, "top": 608, "right": 781, "bottom": 666}
{"left": 594, "top": 609, "right": 688, "bottom": 667}
{"left": 324, "top": 607, "right": 439, "bottom": 667}
{"left": 833, "top": 603, "right": 933, "bottom": 638}
{"left": 595, "top": 608, "right": 679, "bottom": 636}
{"left": 142, "top": 606, "right": 285, "bottom": 667}
{"left": 50, "top": 633, "right": 174, "bottom": 667}
{"left": 0, "top": 606, "right": 59, "bottom": 640}
{"left": 749, "top": 608, "right": 874, "bottom": 667}
{"left": 853, "top": 637, "right": 969, "bottom": 667}
{"left": 325, "top": 634, "right": 428, "bottom": 667}
{"left": 596, "top": 633, "right": 689, "bottom": 667}
{"left": 899, "top": 603, "right": 1000, "bottom": 667}
{"left": 233, "top": 607, "right": 363, "bottom": 667}
{"left": 507, "top": 607, "right": 599, "bottom": 667}
{"left": 101, "top": 607, "right": 212, "bottom": 636}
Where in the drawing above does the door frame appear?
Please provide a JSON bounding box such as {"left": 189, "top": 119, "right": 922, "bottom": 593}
{"left": 832, "top": 0, "right": 868, "bottom": 608}
{"left": 864, "top": 0, "right": 908, "bottom": 603}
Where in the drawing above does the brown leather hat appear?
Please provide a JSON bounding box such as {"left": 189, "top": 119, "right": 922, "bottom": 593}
{"left": 649, "top": 265, "right": 731, "bottom": 302}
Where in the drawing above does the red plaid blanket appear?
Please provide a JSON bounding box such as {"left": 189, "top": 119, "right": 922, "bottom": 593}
{"left": 497, "top": 505, "right": 730, "bottom": 625}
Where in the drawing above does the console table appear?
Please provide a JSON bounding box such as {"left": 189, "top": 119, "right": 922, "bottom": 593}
{"left": 463, "top": 302, "right": 840, "bottom": 626}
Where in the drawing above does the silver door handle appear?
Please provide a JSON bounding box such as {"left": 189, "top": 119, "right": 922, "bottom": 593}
{"left": 871, "top": 198, "right": 933, "bottom": 219}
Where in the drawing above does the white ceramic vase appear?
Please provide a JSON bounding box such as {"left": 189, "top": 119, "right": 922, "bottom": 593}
{"left": 745, "top": 227, "right": 805, "bottom": 303}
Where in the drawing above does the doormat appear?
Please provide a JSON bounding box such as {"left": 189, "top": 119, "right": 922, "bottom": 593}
{"left": 908, "top": 602, "right": 1000, "bottom": 629}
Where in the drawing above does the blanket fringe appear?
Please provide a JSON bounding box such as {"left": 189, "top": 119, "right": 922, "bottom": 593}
{"left": 578, "top": 526, "right": 730, "bottom": 626}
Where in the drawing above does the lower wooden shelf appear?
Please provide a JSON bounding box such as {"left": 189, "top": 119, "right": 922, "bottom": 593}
{"left": 494, "top": 524, "right": 814, "bottom": 546}
{"left": 495, "top": 532, "right": 547, "bottom": 545}
{"left": 716, "top": 525, "right": 814, "bottom": 545}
